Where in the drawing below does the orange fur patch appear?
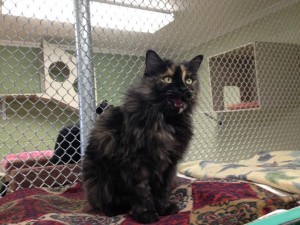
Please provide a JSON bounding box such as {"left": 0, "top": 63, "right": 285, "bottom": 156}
{"left": 180, "top": 65, "right": 187, "bottom": 82}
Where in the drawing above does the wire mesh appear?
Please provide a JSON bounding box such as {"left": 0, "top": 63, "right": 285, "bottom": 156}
{"left": 0, "top": 0, "right": 300, "bottom": 195}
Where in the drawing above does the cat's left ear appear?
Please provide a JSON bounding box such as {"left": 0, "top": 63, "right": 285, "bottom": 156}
{"left": 145, "top": 50, "right": 164, "bottom": 76}
{"left": 187, "top": 55, "right": 204, "bottom": 73}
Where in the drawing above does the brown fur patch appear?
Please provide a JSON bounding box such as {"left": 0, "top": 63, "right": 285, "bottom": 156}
{"left": 180, "top": 65, "right": 187, "bottom": 82}
{"left": 161, "top": 65, "right": 175, "bottom": 78}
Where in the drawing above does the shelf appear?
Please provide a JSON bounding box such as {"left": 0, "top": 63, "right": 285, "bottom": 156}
{"left": 0, "top": 94, "right": 79, "bottom": 117}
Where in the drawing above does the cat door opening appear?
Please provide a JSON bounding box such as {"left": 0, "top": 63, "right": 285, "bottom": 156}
{"left": 49, "top": 61, "right": 70, "bottom": 82}
{"left": 223, "top": 86, "right": 241, "bottom": 109}
{"left": 73, "top": 78, "right": 78, "bottom": 93}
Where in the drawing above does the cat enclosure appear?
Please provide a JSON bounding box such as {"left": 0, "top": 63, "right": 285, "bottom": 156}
{"left": 0, "top": 0, "right": 300, "bottom": 197}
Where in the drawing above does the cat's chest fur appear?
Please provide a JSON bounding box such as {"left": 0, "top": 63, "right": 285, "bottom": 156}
{"left": 123, "top": 109, "right": 192, "bottom": 171}
{"left": 147, "top": 113, "right": 177, "bottom": 158}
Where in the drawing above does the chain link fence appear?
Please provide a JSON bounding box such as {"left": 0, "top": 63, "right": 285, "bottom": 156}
{"left": 0, "top": 0, "right": 300, "bottom": 194}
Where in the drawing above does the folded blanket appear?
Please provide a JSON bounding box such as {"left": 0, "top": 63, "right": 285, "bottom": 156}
{"left": 178, "top": 150, "right": 300, "bottom": 194}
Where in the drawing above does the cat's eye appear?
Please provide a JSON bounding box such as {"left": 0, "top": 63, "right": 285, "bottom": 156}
{"left": 163, "top": 76, "right": 173, "bottom": 83}
{"left": 185, "top": 78, "right": 193, "bottom": 85}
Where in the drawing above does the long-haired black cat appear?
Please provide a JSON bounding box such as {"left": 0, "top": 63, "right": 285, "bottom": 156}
{"left": 82, "top": 50, "right": 203, "bottom": 223}
{"left": 50, "top": 100, "right": 110, "bottom": 165}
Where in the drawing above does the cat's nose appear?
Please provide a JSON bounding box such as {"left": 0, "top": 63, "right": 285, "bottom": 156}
{"left": 180, "top": 85, "right": 188, "bottom": 92}
{"left": 185, "top": 90, "right": 193, "bottom": 98}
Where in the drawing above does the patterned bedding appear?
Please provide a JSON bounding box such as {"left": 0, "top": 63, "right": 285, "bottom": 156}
{"left": 1, "top": 151, "right": 300, "bottom": 224}
{"left": 0, "top": 176, "right": 299, "bottom": 225}
{"left": 178, "top": 150, "right": 300, "bottom": 194}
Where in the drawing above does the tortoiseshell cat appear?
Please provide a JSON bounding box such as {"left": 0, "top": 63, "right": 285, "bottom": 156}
{"left": 82, "top": 50, "right": 203, "bottom": 223}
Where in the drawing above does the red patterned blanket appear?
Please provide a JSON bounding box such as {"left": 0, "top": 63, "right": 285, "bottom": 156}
{"left": 0, "top": 177, "right": 299, "bottom": 225}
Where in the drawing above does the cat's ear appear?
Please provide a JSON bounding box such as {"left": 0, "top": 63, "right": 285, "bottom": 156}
{"left": 187, "top": 55, "right": 204, "bottom": 73}
{"left": 145, "top": 50, "right": 164, "bottom": 76}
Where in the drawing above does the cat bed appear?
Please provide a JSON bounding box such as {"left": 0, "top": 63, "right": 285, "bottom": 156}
{"left": 0, "top": 176, "right": 299, "bottom": 224}
{"left": 1, "top": 150, "right": 54, "bottom": 173}
{"left": 1, "top": 150, "right": 81, "bottom": 192}
{"left": 178, "top": 150, "right": 300, "bottom": 194}
{"left": 226, "top": 101, "right": 259, "bottom": 110}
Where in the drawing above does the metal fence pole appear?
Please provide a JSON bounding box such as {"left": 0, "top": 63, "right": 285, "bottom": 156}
{"left": 74, "top": 0, "right": 95, "bottom": 156}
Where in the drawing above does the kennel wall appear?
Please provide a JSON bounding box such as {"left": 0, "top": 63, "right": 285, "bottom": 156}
{"left": 0, "top": 0, "right": 300, "bottom": 193}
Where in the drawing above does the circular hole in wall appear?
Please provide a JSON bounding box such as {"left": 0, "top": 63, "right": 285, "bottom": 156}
{"left": 49, "top": 61, "right": 70, "bottom": 82}
{"left": 73, "top": 78, "right": 78, "bottom": 93}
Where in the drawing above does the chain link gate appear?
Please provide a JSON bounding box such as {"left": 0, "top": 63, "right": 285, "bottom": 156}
{"left": 0, "top": 0, "right": 300, "bottom": 195}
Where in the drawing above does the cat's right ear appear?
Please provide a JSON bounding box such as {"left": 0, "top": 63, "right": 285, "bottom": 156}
{"left": 145, "top": 50, "right": 164, "bottom": 76}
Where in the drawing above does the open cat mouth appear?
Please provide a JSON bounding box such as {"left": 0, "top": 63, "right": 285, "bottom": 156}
{"left": 168, "top": 97, "right": 187, "bottom": 113}
{"left": 173, "top": 97, "right": 184, "bottom": 108}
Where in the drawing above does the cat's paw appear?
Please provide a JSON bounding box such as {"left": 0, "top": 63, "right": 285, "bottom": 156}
{"left": 157, "top": 201, "right": 179, "bottom": 216}
{"left": 132, "top": 210, "right": 159, "bottom": 224}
